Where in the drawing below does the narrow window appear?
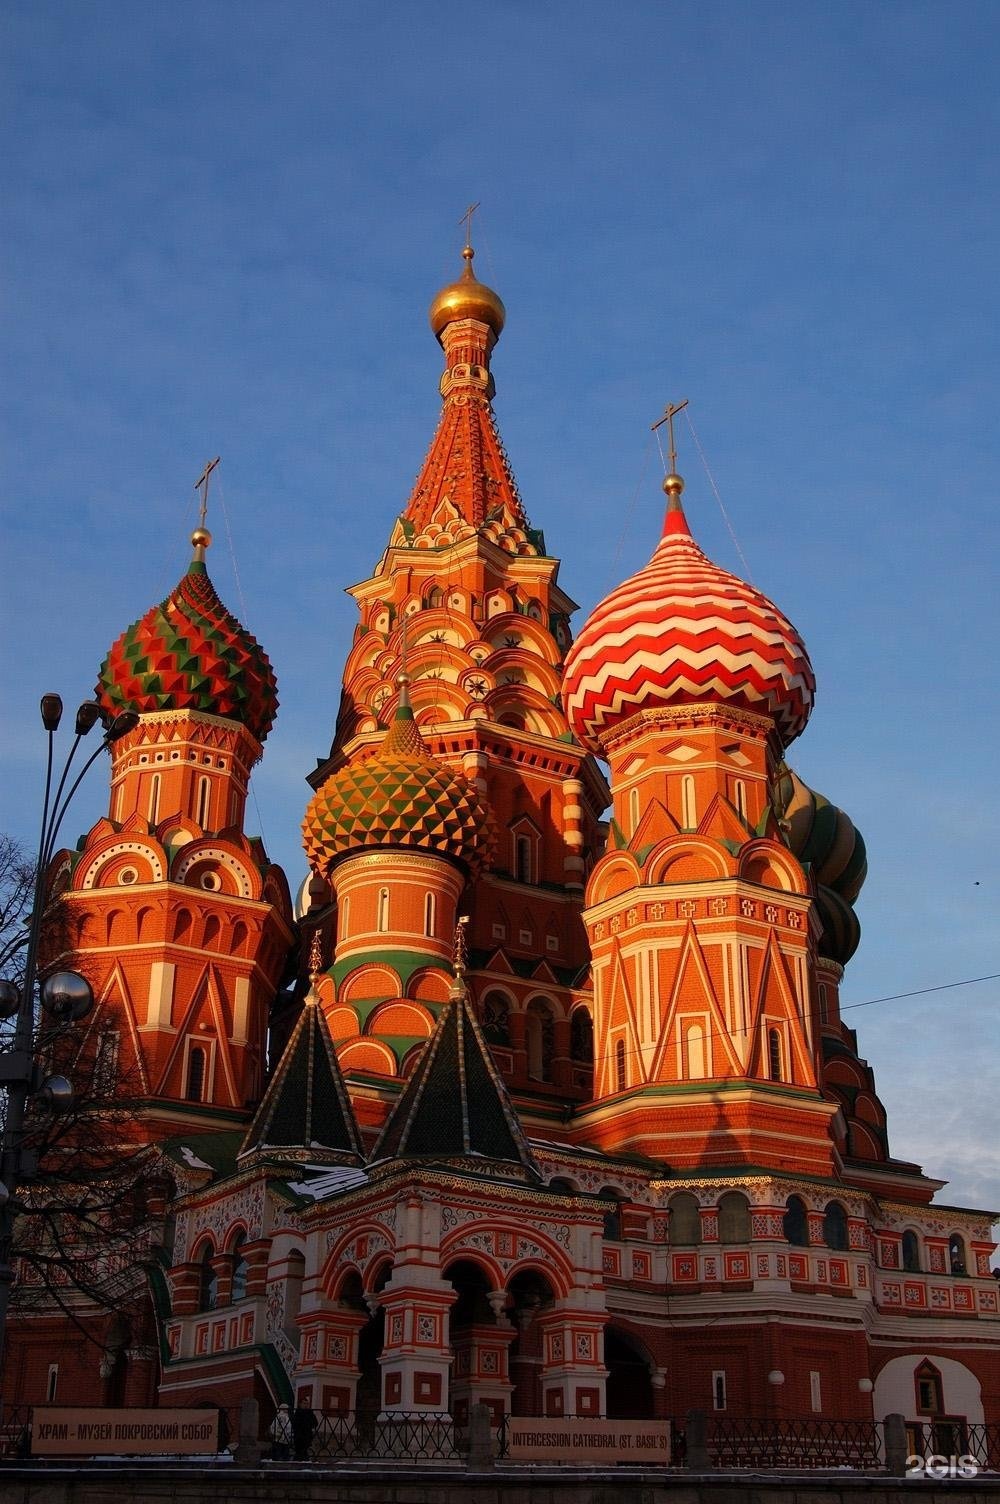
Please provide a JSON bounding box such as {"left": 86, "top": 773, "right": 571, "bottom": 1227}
{"left": 515, "top": 834, "right": 532, "bottom": 884}
{"left": 629, "top": 787, "right": 640, "bottom": 834}
{"left": 148, "top": 773, "right": 160, "bottom": 825}
{"left": 685, "top": 1021, "right": 706, "bottom": 1079}
{"left": 718, "top": 1192, "right": 751, "bottom": 1244}
{"left": 823, "top": 1201, "right": 848, "bottom": 1251}
{"left": 186, "top": 1045, "right": 206, "bottom": 1103}
{"left": 783, "top": 1194, "right": 809, "bottom": 1247}
{"left": 526, "top": 999, "right": 554, "bottom": 1081}
{"left": 916, "top": 1362, "right": 943, "bottom": 1414}
{"left": 669, "top": 1192, "right": 701, "bottom": 1247}
{"left": 768, "top": 1027, "right": 783, "bottom": 1082}
{"left": 948, "top": 1233, "right": 967, "bottom": 1274}
{"left": 423, "top": 891, "right": 436, "bottom": 938}
{"left": 199, "top": 1243, "right": 218, "bottom": 1311}
{"left": 734, "top": 779, "right": 747, "bottom": 819}
{"left": 681, "top": 775, "right": 696, "bottom": 829}
{"left": 601, "top": 1194, "right": 622, "bottom": 1241}
{"left": 902, "top": 1230, "right": 921, "bottom": 1272}
{"left": 114, "top": 783, "right": 124, "bottom": 821}
{"left": 46, "top": 1364, "right": 59, "bottom": 1403}
{"left": 481, "top": 991, "right": 511, "bottom": 1046}
{"left": 810, "top": 1371, "right": 822, "bottom": 1413}
{"left": 614, "top": 1038, "right": 626, "bottom": 1093}
{"left": 712, "top": 1371, "right": 727, "bottom": 1412}
{"left": 94, "top": 1031, "right": 119, "bottom": 1093}
{"left": 377, "top": 887, "right": 389, "bottom": 933}
{"left": 570, "top": 1008, "right": 594, "bottom": 1064}
{"left": 340, "top": 894, "right": 350, "bottom": 936}
{"left": 231, "top": 1232, "right": 249, "bottom": 1303}
{"left": 197, "top": 776, "right": 211, "bottom": 828}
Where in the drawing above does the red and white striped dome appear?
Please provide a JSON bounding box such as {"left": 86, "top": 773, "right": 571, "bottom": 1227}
{"left": 563, "top": 502, "right": 815, "bottom": 752}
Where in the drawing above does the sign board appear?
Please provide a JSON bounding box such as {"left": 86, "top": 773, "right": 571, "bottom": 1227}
{"left": 505, "top": 1417, "right": 670, "bottom": 1464}
{"left": 31, "top": 1407, "right": 219, "bottom": 1457}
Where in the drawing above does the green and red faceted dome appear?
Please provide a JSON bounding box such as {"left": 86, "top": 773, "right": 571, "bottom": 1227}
{"left": 303, "top": 689, "right": 494, "bottom": 878}
{"left": 97, "top": 539, "right": 278, "bottom": 743}
{"left": 563, "top": 484, "right": 815, "bottom": 752}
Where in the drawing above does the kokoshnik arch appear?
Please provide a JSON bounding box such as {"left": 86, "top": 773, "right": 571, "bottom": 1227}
{"left": 7, "top": 238, "right": 997, "bottom": 1441}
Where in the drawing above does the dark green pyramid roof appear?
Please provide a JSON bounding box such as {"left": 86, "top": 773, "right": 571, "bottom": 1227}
{"left": 371, "top": 982, "right": 537, "bottom": 1175}
{"left": 241, "top": 997, "right": 363, "bottom": 1160}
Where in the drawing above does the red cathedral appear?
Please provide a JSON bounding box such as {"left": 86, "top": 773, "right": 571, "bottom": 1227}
{"left": 7, "top": 241, "right": 998, "bottom": 1450}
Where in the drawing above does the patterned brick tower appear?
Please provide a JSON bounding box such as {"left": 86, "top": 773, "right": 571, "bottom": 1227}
{"left": 561, "top": 465, "right": 838, "bottom": 1171}
{"left": 304, "top": 241, "right": 608, "bottom": 1122}
{"left": 50, "top": 524, "right": 294, "bottom": 1133}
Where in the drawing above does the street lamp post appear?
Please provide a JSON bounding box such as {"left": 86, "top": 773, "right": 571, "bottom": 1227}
{"left": 0, "top": 694, "right": 138, "bottom": 1387}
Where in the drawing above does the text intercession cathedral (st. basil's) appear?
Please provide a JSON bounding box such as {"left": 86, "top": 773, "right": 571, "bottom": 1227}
{"left": 9, "top": 241, "right": 997, "bottom": 1443}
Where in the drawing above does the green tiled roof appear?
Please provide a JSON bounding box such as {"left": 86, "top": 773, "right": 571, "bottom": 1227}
{"left": 241, "top": 998, "right": 363, "bottom": 1160}
{"left": 372, "top": 987, "right": 537, "bottom": 1175}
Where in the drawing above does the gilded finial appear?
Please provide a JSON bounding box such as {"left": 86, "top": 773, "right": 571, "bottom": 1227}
{"left": 450, "top": 916, "right": 470, "bottom": 999}
{"left": 191, "top": 457, "right": 220, "bottom": 560}
{"left": 308, "top": 929, "right": 324, "bottom": 986}
{"left": 651, "top": 401, "right": 688, "bottom": 512}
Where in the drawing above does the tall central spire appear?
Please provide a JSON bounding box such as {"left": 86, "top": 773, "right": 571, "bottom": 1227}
{"left": 403, "top": 238, "right": 528, "bottom": 535}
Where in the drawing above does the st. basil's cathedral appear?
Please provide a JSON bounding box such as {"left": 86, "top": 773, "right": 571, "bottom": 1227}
{"left": 7, "top": 240, "right": 997, "bottom": 1446}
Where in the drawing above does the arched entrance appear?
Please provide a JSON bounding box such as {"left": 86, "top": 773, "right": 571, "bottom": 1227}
{"left": 445, "top": 1259, "right": 507, "bottom": 1424}
{"left": 507, "top": 1270, "right": 555, "bottom": 1416}
{"left": 605, "top": 1327, "right": 654, "bottom": 1418}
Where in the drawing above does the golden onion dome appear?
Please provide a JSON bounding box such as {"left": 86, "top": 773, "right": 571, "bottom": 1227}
{"left": 429, "top": 245, "right": 506, "bottom": 341}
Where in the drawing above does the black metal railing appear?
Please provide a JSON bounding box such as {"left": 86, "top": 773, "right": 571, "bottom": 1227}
{"left": 0, "top": 1404, "right": 32, "bottom": 1460}
{"left": 706, "top": 1415, "right": 884, "bottom": 1470}
{"left": 296, "top": 1411, "right": 463, "bottom": 1463}
{"left": 965, "top": 1423, "right": 1000, "bottom": 1473}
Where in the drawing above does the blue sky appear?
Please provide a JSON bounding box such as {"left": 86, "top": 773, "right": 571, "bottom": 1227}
{"left": 2, "top": 1, "right": 998, "bottom": 1226}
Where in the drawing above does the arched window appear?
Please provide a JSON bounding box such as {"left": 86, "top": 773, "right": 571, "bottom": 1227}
{"left": 718, "top": 1192, "right": 751, "bottom": 1244}
{"left": 148, "top": 773, "right": 161, "bottom": 825}
{"left": 669, "top": 1192, "right": 701, "bottom": 1247}
{"left": 340, "top": 894, "right": 350, "bottom": 936}
{"left": 570, "top": 1008, "right": 594, "bottom": 1064}
{"left": 915, "top": 1360, "right": 943, "bottom": 1414}
{"left": 783, "top": 1194, "right": 809, "bottom": 1247}
{"left": 197, "top": 776, "right": 211, "bottom": 828}
{"left": 230, "top": 1232, "right": 249, "bottom": 1302}
{"left": 600, "top": 1189, "right": 623, "bottom": 1241}
{"left": 948, "top": 1233, "right": 967, "bottom": 1275}
{"left": 768, "top": 1027, "right": 783, "bottom": 1082}
{"left": 427, "top": 585, "right": 444, "bottom": 608}
{"left": 614, "top": 1038, "right": 626, "bottom": 1093}
{"left": 629, "top": 787, "right": 640, "bottom": 834}
{"left": 377, "top": 888, "right": 389, "bottom": 933}
{"left": 823, "top": 1201, "right": 848, "bottom": 1251}
{"left": 526, "top": 999, "right": 554, "bottom": 1081}
{"left": 284, "top": 1250, "right": 305, "bottom": 1330}
{"left": 480, "top": 990, "right": 511, "bottom": 1046}
{"left": 734, "top": 779, "right": 747, "bottom": 819}
{"left": 685, "top": 1021, "right": 707, "bottom": 1079}
{"left": 681, "top": 775, "right": 696, "bottom": 829}
{"left": 198, "top": 1243, "right": 217, "bottom": 1311}
{"left": 185, "top": 1045, "right": 206, "bottom": 1103}
{"left": 423, "top": 891, "right": 436, "bottom": 938}
{"left": 902, "top": 1230, "right": 921, "bottom": 1273}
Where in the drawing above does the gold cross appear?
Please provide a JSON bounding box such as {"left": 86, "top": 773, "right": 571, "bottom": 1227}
{"left": 194, "top": 456, "right": 220, "bottom": 527}
{"left": 651, "top": 400, "right": 689, "bottom": 473}
{"left": 459, "top": 201, "right": 480, "bottom": 247}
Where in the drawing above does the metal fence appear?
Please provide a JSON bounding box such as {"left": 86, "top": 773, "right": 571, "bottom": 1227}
{"left": 964, "top": 1424, "right": 1000, "bottom": 1473}
{"left": 0, "top": 1404, "right": 32, "bottom": 1460}
{"left": 704, "top": 1415, "right": 884, "bottom": 1470}
{"left": 292, "top": 1411, "right": 463, "bottom": 1463}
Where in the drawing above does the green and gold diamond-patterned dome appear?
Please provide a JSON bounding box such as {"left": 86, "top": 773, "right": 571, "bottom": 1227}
{"left": 97, "top": 530, "right": 278, "bottom": 744}
{"left": 303, "top": 681, "right": 494, "bottom": 879}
